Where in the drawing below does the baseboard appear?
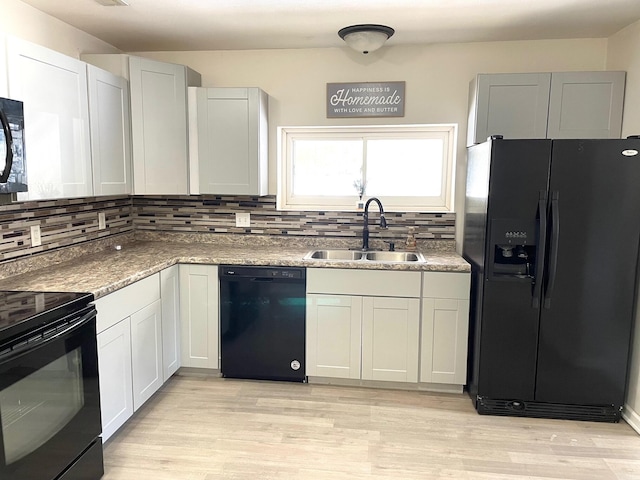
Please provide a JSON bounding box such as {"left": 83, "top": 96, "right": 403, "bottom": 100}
{"left": 622, "top": 404, "right": 640, "bottom": 434}
{"left": 307, "top": 376, "right": 464, "bottom": 394}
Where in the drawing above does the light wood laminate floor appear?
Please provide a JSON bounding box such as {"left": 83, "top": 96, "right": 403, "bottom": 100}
{"left": 102, "top": 373, "right": 640, "bottom": 479}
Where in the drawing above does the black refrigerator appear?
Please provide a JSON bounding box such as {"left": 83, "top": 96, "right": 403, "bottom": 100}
{"left": 463, "top": 136, "right": 640, "bottom": 422}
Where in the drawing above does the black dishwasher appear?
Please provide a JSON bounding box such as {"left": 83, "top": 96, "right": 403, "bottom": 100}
{"left": 219, "top": 265, "right": 306, "bottom": 382}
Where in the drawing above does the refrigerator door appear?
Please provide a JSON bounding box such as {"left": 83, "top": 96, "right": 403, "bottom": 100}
{"left": 536, "top": 139, "right": 640, "bottom": 406}
{"left": 475, "top": 139, "right": 552, "bottom": 400}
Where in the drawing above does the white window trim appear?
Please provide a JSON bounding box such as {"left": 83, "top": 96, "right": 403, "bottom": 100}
{"left": 277, "top": 124, "right": 457, "bottom": 212}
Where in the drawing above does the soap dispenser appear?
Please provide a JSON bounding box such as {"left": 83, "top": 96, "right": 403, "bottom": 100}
{"left": 405, "top": 226, "right": 417, "bottom": 252}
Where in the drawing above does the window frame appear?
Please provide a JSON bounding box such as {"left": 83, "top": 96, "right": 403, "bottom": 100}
{"left": 276, "top": 124, "right": 457, "bottom": 212}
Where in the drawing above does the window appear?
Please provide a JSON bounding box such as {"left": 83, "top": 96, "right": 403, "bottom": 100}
{"left": 277, "top": 124, "right": 457, "bottom": 212}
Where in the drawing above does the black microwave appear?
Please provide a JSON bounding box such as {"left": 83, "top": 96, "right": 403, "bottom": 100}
{"left": 0, "top": 97, "right": 27, "bottom": 193}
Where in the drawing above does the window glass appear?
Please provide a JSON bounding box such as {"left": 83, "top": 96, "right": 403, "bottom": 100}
{"left": 278, "top": 125, "right": 456, "bottom": 212}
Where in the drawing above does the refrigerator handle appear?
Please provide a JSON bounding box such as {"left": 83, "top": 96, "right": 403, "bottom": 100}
{"left": 544, "top": 192, "right": 560, "bottom": 309}
{"left": 532, "top": 190, "right": 548, "bottom": 308}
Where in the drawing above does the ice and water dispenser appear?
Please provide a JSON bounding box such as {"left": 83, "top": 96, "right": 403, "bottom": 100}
{"left": 487, "top": 219, "right": 537, "bottom": 279}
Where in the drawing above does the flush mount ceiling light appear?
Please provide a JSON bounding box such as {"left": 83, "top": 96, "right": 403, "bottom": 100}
{"left": 338, "top": 24, "right": 395, "bottom": 54}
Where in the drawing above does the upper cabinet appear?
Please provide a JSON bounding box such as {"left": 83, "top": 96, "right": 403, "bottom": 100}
{"left": 82, "top": 54, "right": 201, "bottom": 195}
{"left": 467, "top": 71, "right": 626, "bottom": 146}
{"left": 189, "top": 87, "right": 268, "bottom": 196}
{"left": 7, "top": 37, "right": 92, "bottom": 200}
{"left": 87, "top": 65, "right": 132, "bottom": 195}
{"left": 130, "top": 57, "right": 200, "bottom": 194}
{"left": 546, "top": 72, "right": 625, "bottom": 139}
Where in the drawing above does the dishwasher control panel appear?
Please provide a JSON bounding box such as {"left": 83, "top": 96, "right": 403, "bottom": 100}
{"left": 220, "top": 265, "right": 306, "bottom": 280}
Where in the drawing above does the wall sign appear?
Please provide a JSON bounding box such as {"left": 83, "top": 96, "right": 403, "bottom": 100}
{"left": 326, "top": 81, "right": 405, "bottom": 118}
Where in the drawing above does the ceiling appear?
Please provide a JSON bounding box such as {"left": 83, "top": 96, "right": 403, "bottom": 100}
{"left": 19, "top": 0, "right": 640, "bottom": 52}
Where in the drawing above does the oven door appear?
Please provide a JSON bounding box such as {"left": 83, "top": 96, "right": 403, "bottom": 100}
{"left": 0, "top": 306, "right": 102, "bottom": 480}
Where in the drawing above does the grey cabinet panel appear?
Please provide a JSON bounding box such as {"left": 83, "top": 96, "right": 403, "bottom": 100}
{"left": 547, "top": 71, "right": 625, "bottom": 139}
{"left": 468, "top": 73, "right": 551, "bottom": 146}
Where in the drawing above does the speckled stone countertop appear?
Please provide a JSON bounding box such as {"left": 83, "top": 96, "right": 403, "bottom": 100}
{"left": 0, "top": 234, "right": 470, "bottom": 299}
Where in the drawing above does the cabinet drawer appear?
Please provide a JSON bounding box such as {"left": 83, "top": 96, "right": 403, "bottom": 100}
{"left": 307, "top": 268, "right": 421, "bottom": 297}
{"left": 422, "top": 272, "right": 470, "bottom": 299}
{"left": 94, "top": 274, "right": 160, "bottom": 333}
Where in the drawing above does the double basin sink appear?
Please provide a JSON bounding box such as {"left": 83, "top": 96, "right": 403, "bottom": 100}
{"left": 304, "top": 249, "right": 425, "bottom": 263}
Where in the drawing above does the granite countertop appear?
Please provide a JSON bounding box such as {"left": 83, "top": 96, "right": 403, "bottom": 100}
{"left": 0, "top": 238, "right": 470, "bottom": 299}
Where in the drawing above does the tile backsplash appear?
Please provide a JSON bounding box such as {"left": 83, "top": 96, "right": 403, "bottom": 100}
{"left": 0, "top": 194, "right": 455, "bottom": 264}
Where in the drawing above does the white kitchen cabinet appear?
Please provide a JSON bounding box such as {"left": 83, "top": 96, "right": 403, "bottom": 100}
{"left": 420, "top": 272, "right": 470, "bottom": 386}
{"left": 97, "top": 318, "right": 133, "bottom": 442}
{"left": 161, "top": 265, "right": 180, "bottom": 381}
{"left": 189, "top": 87, "right": 268, "bottom": 195}
{"left": 306, "top": 294, "right": 362, "bottom": 379}
{"left": 130, "top": 299, "right": 163, "bottom": 411}
{"left": 362, "top": 296, "right": 420, "bottom": 383}
{"left": 87, "top": 64, "right": 132, "bottom": 195}
{"left": 467, "top": 71, "right": 625, "bottom": 145}
{"left": 82, "top": 53, "right": 201, "bottom": 195}
{"left": 94, "top": 273, "right": 161, "bottom": 438}
{"left": 7, "top": 36, "right": 92, "bottom": 200}
{"left": 467, "top": 73, "right": 551, "bottom": 146}
{"left": 129, "top": 57, "right": 199, "bottom": 194}
{"left": 547, "top": 71, "right": 625, "bottom": 139}
{"left": 0, "top": 35, "right": 7, "bottom": 97}
{"left": 306, "top": 268, "right": 421, "bottom": 383}
{"left": 179, "top": 264, "right": 219, "bottom": 369}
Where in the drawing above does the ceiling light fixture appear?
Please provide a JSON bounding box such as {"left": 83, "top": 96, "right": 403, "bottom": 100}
{"left": 338, "top": 24, "right": 395, "bottom": 54}
{"left": 94, "top": 0, "right": 129, "bottom": 6}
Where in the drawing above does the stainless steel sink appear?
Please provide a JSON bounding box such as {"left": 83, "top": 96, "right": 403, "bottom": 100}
{"left": 304, "top": 249, "right": 425, "bottom": 263}
{"left": 305, "top": 250, "right": 364, "bottom": 261}
{"left": 365, "top": 251, "right": 423, "bottom": 262}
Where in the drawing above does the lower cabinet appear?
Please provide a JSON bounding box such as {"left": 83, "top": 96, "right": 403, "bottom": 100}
{"left": 95, "top": 273, "right": 162, "bottom": 442}
{"left": 97, "top": 318, "right": 133, "bottom": 442}
{"left": 362, "top": 296, "right": 420, "bottom": 383}
{"left": 420, "top": 272, "right": 471, "bottom": 386}
{"left": 306, "top": 268, "right": 422, "bottom": 383}
{"left": 161, "top": 265, "right": 181, "bottom": 381}
{"left": 130, "top": 299, "right": 163, "bottom": 411}
{"left": 179, "top": 264, "right": 219, "bottom": 368}
{"left": 306, "top": 294, "right": 362, "bottom": 379}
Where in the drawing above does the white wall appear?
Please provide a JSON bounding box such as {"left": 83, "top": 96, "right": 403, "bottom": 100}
{"left": 1, "top": 0, "right": 119, "bottom": 58}
{"left": 606, "top": 19, "right": 640, "bottom": 433}
{"left": 134, "top": 39, "right": 608, "bottom": 250}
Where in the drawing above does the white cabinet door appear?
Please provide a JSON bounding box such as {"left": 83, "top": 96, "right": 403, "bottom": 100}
{"left": 189, "top": 87, "right": 268, "bottom": 195}
{"left": 97, "top": 318, "right": 133, "bottom": 442}
{"left": 7, "top": 37, "right": 92, "bottom": 200}
{"left": 468, "top": 73, "right": 551, "bottom": 146}
{"left": 420, "top": 298, "right": 470, "bottom": 385}
{"left": 179, "top": 264, "right": 219, "bottom": 369}
{"left": 87, "top": 65, "right": 132, "bottom": 195}
{"left": 161, "top": 265, "right": 180, "bottom": 381}
{"left": 547, "top": 71, "right": 625, "bottom": 139}
{"left": 306, "top": 294, "right": 362, "bottom": 379}
{"left": 129, "top": 57, "right": 189, "bottom": 194}
{"left": 362, "top": 296, "right": 420, "bottom": 383}
{"left": 0, "top": 35, "right": 7, "bottom": 97}
{"left": 130, "top": 299, "right": 163, "bottom": 411}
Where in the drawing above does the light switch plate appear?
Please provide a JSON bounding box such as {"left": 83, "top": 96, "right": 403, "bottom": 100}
{"left": 236, "top": 212, "right": 251, "bottom": 227}
{"left": 30, "top": 225, "right": 41, "bottom": 247}
{"left": 98, "top": 212, "right": 106, "bottom": 230}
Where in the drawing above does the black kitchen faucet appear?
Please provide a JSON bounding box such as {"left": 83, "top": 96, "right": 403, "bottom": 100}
{"left": 362, "top": 197, "right": 387, "bottom": 250}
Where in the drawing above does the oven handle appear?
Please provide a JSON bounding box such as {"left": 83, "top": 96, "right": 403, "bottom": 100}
{"left": 0, "top": 307, "right": 96, "bottom": 363}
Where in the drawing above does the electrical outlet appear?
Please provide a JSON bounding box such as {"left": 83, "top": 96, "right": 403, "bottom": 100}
{"left": 235, "top": 212, "right": 251, "bottom": 227}
{"left": 30, "top": 225, "right": 42, "bottom": 247}
{"left": 98, "top": 212, "right": 106, "bottom": 230}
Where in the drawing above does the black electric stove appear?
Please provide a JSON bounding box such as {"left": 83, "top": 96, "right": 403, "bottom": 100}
{"left": 0, "top": 290, "right": 94, "bottom": 343}
{"left": 0, "top": 290, "right": 103, "bottom": 480}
